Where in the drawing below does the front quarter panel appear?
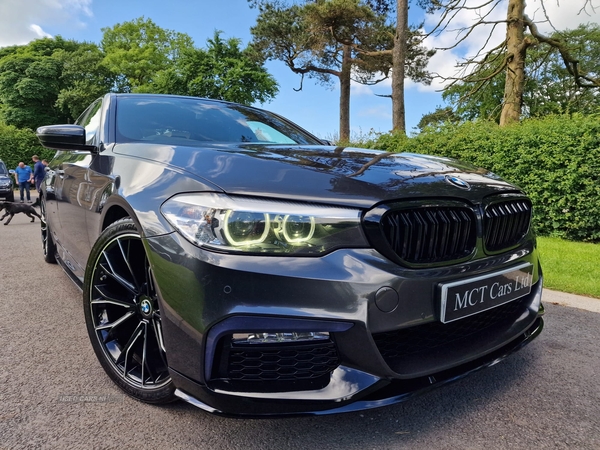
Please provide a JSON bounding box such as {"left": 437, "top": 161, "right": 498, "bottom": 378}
{"left": 90, "top": 145, "right": 224, "bottom": 241}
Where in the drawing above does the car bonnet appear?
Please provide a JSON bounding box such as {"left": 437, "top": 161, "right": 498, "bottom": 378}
{"left": 113, "top": 143, "right": 521, "bottom": 208}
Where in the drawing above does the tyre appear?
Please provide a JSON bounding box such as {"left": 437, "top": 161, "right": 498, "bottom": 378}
{"left": 83, "top": 218, "right": 175, "bottom": 404}
{"left": 7, "top": 191, "right": 14, "bottom": 202}
{"left": 40, "top": 197, "right": 57, "bottom": 264}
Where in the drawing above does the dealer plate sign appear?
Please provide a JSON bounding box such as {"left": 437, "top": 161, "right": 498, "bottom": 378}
{"left": 440, "top": 263, "right": 533, "bottom": 323}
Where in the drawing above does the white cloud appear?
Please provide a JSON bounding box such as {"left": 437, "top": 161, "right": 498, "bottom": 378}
{"left": 29, "top": 24, "right": 52, "bottom": 39}
{"left": 0, "top": 0, "right": 92, "bottom": 47}
{"left": 350, "top": 80, "right": 375, "bottom": 96}
{"left": 413, "top": 0, "right": 600, "bottom": 93}
{"left": 528, "top": 0, "right": 600, "bottom": 32}
{"left": 356, "top": 104, "right": 392, "bottom": 120}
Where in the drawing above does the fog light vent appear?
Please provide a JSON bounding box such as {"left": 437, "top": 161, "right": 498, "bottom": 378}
{"left": 232, "top": 331, "right": 330, "bottom": 345}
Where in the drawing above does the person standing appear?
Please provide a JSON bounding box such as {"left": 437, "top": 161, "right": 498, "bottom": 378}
{"left": 32, "top": 155, "right": 45, "bottom": 193}
{"left": 14, "top": 161, "right": 33, "bottom": 203}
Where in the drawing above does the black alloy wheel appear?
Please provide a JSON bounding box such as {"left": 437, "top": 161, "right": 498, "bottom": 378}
{"left": 83, "top": 218, "right": 175, "bottom": 403}
{"left": 40, "top": 196, "right": 57, "bottom": 264}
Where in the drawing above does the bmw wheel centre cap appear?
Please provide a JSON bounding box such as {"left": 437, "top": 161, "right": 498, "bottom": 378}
{"left": 140, "top": 299, "right": 153, "bottom": 317}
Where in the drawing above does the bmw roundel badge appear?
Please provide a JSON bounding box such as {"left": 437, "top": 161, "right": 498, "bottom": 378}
{"left": 445, "top": 175, "right": 471, "bottom": 190}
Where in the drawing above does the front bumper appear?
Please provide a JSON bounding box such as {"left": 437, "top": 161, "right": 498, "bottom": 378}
{"left": 0, "top": 186, "right": 13, "bottom": 197}
{"left": 172, "top": 313, "right": 543, "bottom": 416}
{"left": 145, "top": 231, "right": 544, "bottom": 416}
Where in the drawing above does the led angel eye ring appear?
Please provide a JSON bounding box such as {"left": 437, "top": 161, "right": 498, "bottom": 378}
{"left": 223, "top": 210, "right": 270, "bottom": 246}
{"left": 282, "top": 215, "right": 315, "bottom": 243}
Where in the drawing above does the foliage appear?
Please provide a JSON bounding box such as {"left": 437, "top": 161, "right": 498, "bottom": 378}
{"left": 250, "top": 0, "right": 433, "bottom": 139}
{"left": 303, "top": 0, "right": 398, "bottom": 82}
{"left": 525, "top": 24, "right": 600, "bottom": 116}
{"left": 417, "top": 0, "right": 600, "bottom": 126}
{"left": 148, "top": 31, "right": 278, "bottom": 105}
{"left": 250, "top": 0, "right": 396, "bottom": 84}
{"left": 416, "top": 106, "right": 459, "bottom": 131}
{"left": 251, "top": 0, "right": 383, "bottom": 140}
{"left": 537, "top": 237, "right": 600, "bottom": 299}
{"left": 367, "top": 115, "right": 600, "bottom": 242}
{"left": 56, "top": 43, "right": 119, "bottom": 119}
{"left": 442, "top": 24, "right": 600, "bottom": 123}
{"left": 0, "top": 18, "right": 280, "bottom": 129}
{"left": 0, "top": 123, "right": 51, "bottom": 170}
{"left": 0, "top": 37, "right": 112, "bottom": 128}
{"left": 100, "top": 17, "right": 194, "bottom": 92}
{"left": 0, "top": 37, "right": 79, "bottom": 129}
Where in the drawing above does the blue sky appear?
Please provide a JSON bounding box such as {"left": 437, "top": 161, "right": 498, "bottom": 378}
{"left": 0, "top": 0, "right": 597, "bottom": 138}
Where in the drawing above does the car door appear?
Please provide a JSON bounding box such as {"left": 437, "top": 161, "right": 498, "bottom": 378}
{"left": 54, "top": 99, "right": 103, "bottom": 279}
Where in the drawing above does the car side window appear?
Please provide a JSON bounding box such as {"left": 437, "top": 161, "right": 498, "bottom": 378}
{"left": 76, "top": 99, "right": 103, "bottom": 145}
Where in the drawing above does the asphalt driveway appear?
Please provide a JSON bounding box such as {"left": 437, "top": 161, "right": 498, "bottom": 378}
{"left": 0, "top": 195, "right": 598, "bottom": 449}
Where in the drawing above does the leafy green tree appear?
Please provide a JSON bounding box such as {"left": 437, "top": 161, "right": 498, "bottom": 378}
{"left": 56, "top": 43, "right": 119, "bottom": 119}
{"left": 24, "top": 36, "right": 81, "bottom": 56}
{"left": 362, "top": 0, "right": 415, "bottom": 134}
{"left": 252, "top": 0, "right": 409, "bottom": 139}
{"left": 0, "top": 122, "right": 49, "bottom": 170}
{"left": 101, "top": 17, "right": 194, "bottom": 92}
{"left": 0, "top": 52, "right": 69, "bottom": 129}
{"left": 418, "top": 0, "right": 600, "bottom": 126}
{"left": 149, "top": 31, "right": 278, "bottom": 105}
{"left": 0, "top": 37, "right": 112, "bottom": 128}
{"left": 0, "top": 46, "right": 19, "bottom": 60}
{"left": 441, "top": 60, "right": 506, "bottom": 123}
{"left": 442, "top": 24, "right": 600, "bottom": 123}
{"left": 0, "top": 21, "right": 276, "bottom": 129}
{"left": 416, "top": 106, "right": 459, "bottom": 131}
{"left": 250, "top": 0, "right": 433, "bottom": 139}
{"left": 524, "top": 25, "right": 600, "bottom": 117}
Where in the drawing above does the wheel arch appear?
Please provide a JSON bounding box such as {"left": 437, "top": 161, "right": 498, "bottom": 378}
{"left": 98, "top": 189, "right": 177, "bottom": 239}
{"left": 98, "top": 195, "right": 145, "bottom": 237}
{"left": 101, "top": 204, "right": 131, "bottom": 231}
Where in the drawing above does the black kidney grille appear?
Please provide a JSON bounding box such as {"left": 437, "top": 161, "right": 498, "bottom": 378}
{"left": 382, "top": 207, "right": 476, "bottom": 264}
{"left": 227, "top": 341, "right": 339, "bottom": 381}
{"left": 484, "top": 200, "right": 532, "bottom": 252}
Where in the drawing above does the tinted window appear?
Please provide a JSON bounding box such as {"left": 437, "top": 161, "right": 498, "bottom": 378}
{"left": 115, "top": 96, "right": 321, "bottom": 146}
{"left": 76, "top": 99, "right": 103, "bottom": 145}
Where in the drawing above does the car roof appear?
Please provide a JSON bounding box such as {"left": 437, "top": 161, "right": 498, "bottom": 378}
{"left": 107, "top": 92, "right": 234, "bottom": 106}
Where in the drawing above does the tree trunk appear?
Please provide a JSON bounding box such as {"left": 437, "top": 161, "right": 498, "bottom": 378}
{"left": 339, "top": 44, "right": 352, "bottom": 141}
{"left": 500, "top": 0, "right": 527, "bottom": 126}
{"left": 392, "top": 0, "right": 408, "bottom": 133}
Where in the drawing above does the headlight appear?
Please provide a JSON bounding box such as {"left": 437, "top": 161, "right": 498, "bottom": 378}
{"left": 161, "top": 193, "right": 368, "bottom": 255}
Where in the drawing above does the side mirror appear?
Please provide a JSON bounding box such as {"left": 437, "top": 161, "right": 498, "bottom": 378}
{"left": 36, "top": 125, "right": 97, "bottom": 152}
{"left": 9, "top": 169, "right": 15, "bottom": 174}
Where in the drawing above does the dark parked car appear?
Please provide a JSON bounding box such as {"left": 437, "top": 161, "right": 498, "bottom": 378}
{"left": 36, "top": 93, "right": 543, "bottom": 416}
{"left": 0, "top": 159, "right": 15, "bottom": 201}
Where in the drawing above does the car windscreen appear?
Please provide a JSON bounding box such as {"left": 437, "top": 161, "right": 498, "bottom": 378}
{"left": 0, "top": 162, "right": 7, "bottom": 175}
{"left": 115, "top": 97, "right": 322, "bottom": 146}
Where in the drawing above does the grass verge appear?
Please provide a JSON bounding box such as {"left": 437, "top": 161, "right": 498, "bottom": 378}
{"left": 537, "top": 236, "right": 600, "bottom": 299}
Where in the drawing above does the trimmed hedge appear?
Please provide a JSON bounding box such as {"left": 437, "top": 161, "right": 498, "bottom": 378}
{"left": 367, "top": 115, "right": 600, "bottom": 242}
{"left": 0, "top": 123, "right": 53, "bottom": 171}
